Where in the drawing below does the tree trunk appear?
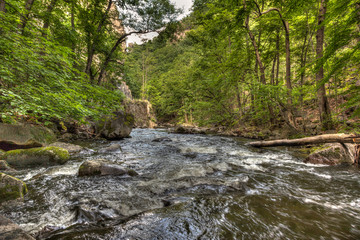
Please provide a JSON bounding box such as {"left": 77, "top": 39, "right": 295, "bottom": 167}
{"left": 42, "top": 0, "right": 58, "bottom": 35}
{"left": 97, "top": 33, "right": 131, "bottom": 85}
{"left": 246, "top": 20, "right": 266, "bottom": 84}
{"left": 316, "top": 0, "right": 333, "bottom": 130}
{"left": 0, "top": 0, "right": 6, "bottom": 12}
{"left": 275, "top": 31, "right": 280, "bottom": 85}
{"left": 85, "top": 0, "right": 113, "bottom": 78}
{"left": 249, "top": 134, "right": 359, "bottom": 147}
{"left": 19, "top": 0, "right": 35, "bottom": 32}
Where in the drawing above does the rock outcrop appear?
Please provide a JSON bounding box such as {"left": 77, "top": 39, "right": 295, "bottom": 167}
{"left": 0, "top": 123, "right": 56, "bottom": 151}
{"left": 0, "top": 173, "right": 27, "bottom": 204}
{"left": 0, "top": 215, "right": 34, "bottom": 240}
{"left": 96, "top": 111, "right": 134, "bottom": 140}
{"left": 304, "top": 143, "right": 355, "bottom": 165}
{"left": 124, "top": 99, "right": 157, "bottom": 128}
{"left": 2, "top": 147, "right": 69, "bottom": 168}
{"left": 78, "top": 159, "right": 138, "bottom": 177}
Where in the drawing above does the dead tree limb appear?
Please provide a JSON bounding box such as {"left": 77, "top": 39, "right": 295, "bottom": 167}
{"left": 248, "top": 134, "right": 360, "bottom": 147}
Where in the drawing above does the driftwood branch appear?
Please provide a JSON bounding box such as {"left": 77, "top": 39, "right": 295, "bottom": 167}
{"left": 248, "top": 134, "right": 360, "bottom": 147}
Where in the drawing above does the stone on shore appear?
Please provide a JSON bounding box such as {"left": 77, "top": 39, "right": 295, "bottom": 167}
{"left": 49, "top": 142, "right": 83, "bottom": 154}
{"left": 96, "top": 111, "right": 134, "bottom": 140}
{"left": 2, "top": 147, "right": 69, "bottom": 168}
{"left": 304, "top": 143, "right": 355, "bottom": 165}
{"left": 0, "top": 123, "right": 56, "bottom": 151}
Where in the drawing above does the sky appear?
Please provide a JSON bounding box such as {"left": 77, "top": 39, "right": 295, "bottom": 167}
{"left": 126, "top": 0, "right": 193, "bottom": 45}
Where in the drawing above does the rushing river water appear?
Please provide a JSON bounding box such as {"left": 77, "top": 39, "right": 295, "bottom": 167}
{"left": 1, "top": 129, "right": 360, "bottom": 239}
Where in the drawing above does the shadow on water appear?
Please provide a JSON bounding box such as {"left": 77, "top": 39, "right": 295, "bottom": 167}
{"left": 1, "top": 129, "right": 360, "bottom": 239}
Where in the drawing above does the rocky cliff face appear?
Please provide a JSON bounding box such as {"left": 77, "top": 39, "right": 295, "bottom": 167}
{"left": 124, "top": 99, "right": 157, "bottom": 128}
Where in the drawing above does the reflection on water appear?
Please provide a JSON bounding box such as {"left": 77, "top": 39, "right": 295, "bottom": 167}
{"left": 1, "top": 129, "right": 360, "bottom": 239}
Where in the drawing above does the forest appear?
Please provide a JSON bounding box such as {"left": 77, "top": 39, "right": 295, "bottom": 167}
{"left": 0, "top": 0, "right": 177, "bottom": 125}
{"left": 1, "top": 1, "right": 360, "bottom": 239}
{"left": 0, "top": 0, "right": 359, "bottom": 136}
{"left": 124, "top": 0, "right": 360, "bottom": 137}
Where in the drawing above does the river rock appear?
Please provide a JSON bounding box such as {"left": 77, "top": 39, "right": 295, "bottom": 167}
{"left": 49, "top": 142, "right": 83, "bottom": 154}
{"left": 78, "top": 159, "right": 138, "bottom": 177}
{"left": 0, "top": 123, "right": 56, "bottom": 151}
{"left": 304, "top": 143, "right": 355, "bottom": 165}
{"left": 0, "top": 173, "right": 28, "bottom": 204}
{"left": 0, "top": 215, "right": 34, "bottom": 240}
{"left": 99, "top": 144, "right": 122, "bottom": 153}
{"left": 2, "top": 147, "right": 70, "bottom": 168}
{"left": 96, "top": 111, "right": 134, "bottom": 140}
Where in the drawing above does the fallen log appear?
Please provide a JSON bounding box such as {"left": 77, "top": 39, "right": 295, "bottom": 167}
{"left": 248, "top": 134, "right": 360, "bottom": 148}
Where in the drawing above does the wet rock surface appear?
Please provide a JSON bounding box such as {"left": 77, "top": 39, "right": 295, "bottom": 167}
{"left": 0, "top": 215, "right": 34, "bottom": 240}
{"left": 78, "top": 159, "right": 138, "bottom": 177}
{"left": 0, "top": 173, "right": 27, "bottom": 204}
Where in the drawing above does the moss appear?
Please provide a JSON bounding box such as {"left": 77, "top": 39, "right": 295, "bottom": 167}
{"left": 0, "top": 173, "right": 28, "bottom": 203}
{"left": 125, "top": 114, "right": 134, "bottom": 126}
{"left": 3, "top": 146, "right": 69, "bottom": 167}
{"left": 309, "top": 144, "right": 328, "bottom": 154}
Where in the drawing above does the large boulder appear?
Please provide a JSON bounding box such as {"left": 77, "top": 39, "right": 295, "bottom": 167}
{"left": 2, "top": 147, "right": 69, "bottom": 168}
{"left": 96, "top": 111, "right": 134, "bottom": 140}
{"left": 304, "top": 143, "right": 355, "bottom": 165}
{"left": 0, "top": 123, "right": 56, "bottom": 151}
{"left": 0, "top": 173, "right": 28, "bottom": 204}
{"left": 0, "top": 215, "right": 34, "bottom": 240}
{"left": 78, "top": 159, "right": 138, "bottom": 177}
{"left": 124, "top": 99, "right": 157, "bottom": 128}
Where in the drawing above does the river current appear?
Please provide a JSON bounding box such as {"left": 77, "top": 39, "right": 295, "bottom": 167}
{"left": 1, "top": 129, "right": 360, "bottom": 239}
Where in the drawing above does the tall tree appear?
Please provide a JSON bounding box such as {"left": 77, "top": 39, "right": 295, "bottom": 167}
{"left": 18, "top": 0, "right": 35, "bottom": 32}
{"left": 316, "top": 0, "right": 332, "bottom": 130}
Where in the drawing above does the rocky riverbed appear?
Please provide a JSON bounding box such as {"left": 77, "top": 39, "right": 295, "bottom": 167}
{"left": 0, "top": 129, "right": 359, "bottom": 239}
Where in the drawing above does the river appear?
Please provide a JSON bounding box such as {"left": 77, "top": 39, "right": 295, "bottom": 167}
{"left": 1, "top": 129, "right": 360, "bottom": 239}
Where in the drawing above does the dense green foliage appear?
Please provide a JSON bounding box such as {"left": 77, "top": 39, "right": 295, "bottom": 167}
{"left": 124, "top": 0, "right": 360, "bottom": 131}
{"left": 0, "top": 0, "right": 177, "bottom": 124}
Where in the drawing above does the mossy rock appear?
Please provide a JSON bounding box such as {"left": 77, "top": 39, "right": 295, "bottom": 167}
{"left": 304, "top": 143, "right": 354, "bottom": 165}
{"left": 0, "top": 173, "right": 28, "bottom": 204}
{"left": 96, "top": 111, "right": 134, "bottom": 140}
{"left": 0, "top": 123, "right": 56, "bottom": 151}
{"left": 3, "top": 147, "right": 69, "bottom": 168}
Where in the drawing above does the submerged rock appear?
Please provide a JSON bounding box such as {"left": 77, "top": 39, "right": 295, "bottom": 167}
{"left": 78, "top": 159, "right": 138, "bottom": 177}
{"left": 0, "top": 123, "right": 56, "bottom": 151}
{"left": 152, "top": 137, "right": 172, "bottom": 142}
{"left": 0, "top": 215, "right": 34, "bottom": 240}
{"left": 96, "top": 111, "right": 134, "bottom": 140}
{"left": 2, "top": 147, "right": 70, "bottom": 168}
{"left": 49, "top": 142, "right": 83, "bottom": 154}
{"left": 0, "top": 173, "right": 27, "bottom": 204}
{"left": 99, "top": 143, "right": 122, "bottom": 153}
{"left": 304, "top": 143, "right": 355, "bottom": 165}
